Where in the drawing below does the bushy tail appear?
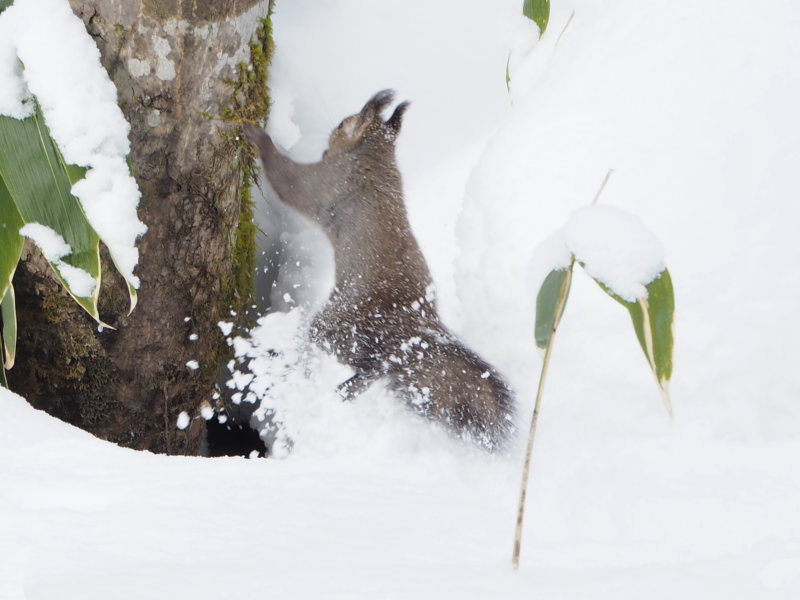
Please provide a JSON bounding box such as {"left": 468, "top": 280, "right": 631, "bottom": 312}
{"left": 388, "top": 334, "right": 516, "bottom": 451}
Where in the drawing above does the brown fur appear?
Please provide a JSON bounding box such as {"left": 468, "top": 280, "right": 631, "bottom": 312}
{"left": 244, "top": 90, "right": 514, "bottom": 450}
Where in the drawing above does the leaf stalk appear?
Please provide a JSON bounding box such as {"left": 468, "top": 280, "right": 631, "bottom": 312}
{"left": 512, "top": 258, "right": 574, "bottom": 569}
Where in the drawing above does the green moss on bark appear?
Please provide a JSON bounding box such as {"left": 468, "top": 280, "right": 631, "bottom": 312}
{"left": 218, "top": 4, "right": 275, "bottom": 329}
{"left": 8, "top": 248, "right": 116, "bottom": 430}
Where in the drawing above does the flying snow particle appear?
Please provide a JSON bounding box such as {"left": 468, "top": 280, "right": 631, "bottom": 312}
{"left": 176, "top": 411, "right": 190, "bottom": 430}
{"left": 200, "top": 403, "right": 214, "bottom": 421}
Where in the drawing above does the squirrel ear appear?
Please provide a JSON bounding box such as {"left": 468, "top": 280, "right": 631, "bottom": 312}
{"left": 361, "top": 89, "right": 396, "bottom": 119}
{"left": 387, "top": 101, "right": 410, "bottom": 135}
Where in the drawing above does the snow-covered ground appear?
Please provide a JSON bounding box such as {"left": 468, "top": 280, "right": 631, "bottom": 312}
{"left": 3, "top": 0, "right": 800, "bottom": 597}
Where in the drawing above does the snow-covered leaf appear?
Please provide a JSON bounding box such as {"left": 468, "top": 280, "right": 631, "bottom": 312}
{"left": 523, "top": 0, "right": 550, "bottom": 37}
{"left": 594, "top": 268, "right": 675, "bottom": 414}
{"left": 534, "top": 265, "right": 573, "bottom": 350}
{"left": 565, "top": 205, "right": 665, "bottom": 303}
{"left": 59, "top": 141, "right": 138, "bottom": 313}
{"left": 1, "top": 0, "right": 145, "bottom": 312}
{"left": 0, "top": 106, "right": 103, "bottom": 321}
{"left": 1, "top": 281, "right": 15, "bottom": 370}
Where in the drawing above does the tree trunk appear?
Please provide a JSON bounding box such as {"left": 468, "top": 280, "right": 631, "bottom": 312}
{"left": 7, "top": 0, "right": 273, "bottom": 454}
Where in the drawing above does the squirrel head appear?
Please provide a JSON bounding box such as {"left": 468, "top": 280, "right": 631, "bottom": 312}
{"left": 326, "top": 89, "right": 410, "bottom": 157}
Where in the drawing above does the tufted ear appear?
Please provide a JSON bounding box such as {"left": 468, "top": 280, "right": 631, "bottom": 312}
{"left": 360, "top": 89, "right": 396, "bottom": 120}
{"left": 387, "top": 100, "right": 410, "bottom": 136}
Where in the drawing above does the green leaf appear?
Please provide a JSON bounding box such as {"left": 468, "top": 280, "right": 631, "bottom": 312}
{"left": 534, "top": 265, "right": 573, "bottom": 350}
{"left": 55, "top": 138, "right": 138, "bottom": 314}
{"left": 0, "top": 0, "right": 13, "bottom": 15}
{"left": 0, "top": 105, "right": 103, "bottom": 322}
{"left": 523, "top": 0, "right": 550, "bottom": 36}
{"left": 0, "top": 173, "right": 23, "bottom": 302}
{"left": 594, "top": 269, "right": 675, "bottom": 415}
{"left": 1, "top": 283, "right": 16, "bottom": 370}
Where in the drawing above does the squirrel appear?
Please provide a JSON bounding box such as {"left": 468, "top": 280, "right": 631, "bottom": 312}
{"left": 243, "top": 89, "right": 514, "bottom": 451}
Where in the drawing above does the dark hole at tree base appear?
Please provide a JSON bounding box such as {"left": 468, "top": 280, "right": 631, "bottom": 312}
{"left": 203, "top": 412, "right": 267, "bottom": 458}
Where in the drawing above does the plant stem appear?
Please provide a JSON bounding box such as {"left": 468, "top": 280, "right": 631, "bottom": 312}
{"left": 592, "top": 168, "right": 614, "bottom": 205}
{"left": 512, "top": 259, "right": 574, "bottom": 569}
{"left": 555, "top": 11, "right": 576, "bottom": 47}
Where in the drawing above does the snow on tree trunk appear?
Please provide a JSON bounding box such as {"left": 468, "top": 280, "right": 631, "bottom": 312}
{"left": 7, "top": 0, "right": 272, "bottom": 454}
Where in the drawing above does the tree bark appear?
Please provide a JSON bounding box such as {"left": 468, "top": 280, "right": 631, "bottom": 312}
{"left": 7, "top": 0, "right": 272, "bottom": 454}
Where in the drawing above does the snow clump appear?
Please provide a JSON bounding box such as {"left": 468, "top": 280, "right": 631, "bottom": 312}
{"left": 531, "top": 205, "right": 666, "bottom": 303}
{"left": 19, "top": 223, "right": 96, "bottom": 298}
{"left": 564, "top": 205, "right": 665, "bottom": 302}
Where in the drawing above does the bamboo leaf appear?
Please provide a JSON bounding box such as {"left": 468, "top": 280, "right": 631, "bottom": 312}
{"left": 1, "top": 283, "right": 16, "bottom": 369}
{"left": 534, "top": 267, "right": 573, "bottom": 349}
{"left": 0, "top": 173, "right": 23, "bottom": 301}
{"left": 523, "top": 0, "right": 550, "bottom": 36}
{"left": 592, "top": 269, "right": 675, "bottom": 414}
{"left": 0, "top": 106, "right": 103, "bottom": 321}
{"left": 637, "top": 269, "right": 674, "bottom": 385}
{"left": 54, "top": 137, "right": 138, "bottom": 313}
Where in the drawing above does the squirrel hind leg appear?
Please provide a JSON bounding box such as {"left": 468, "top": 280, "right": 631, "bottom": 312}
{"left": 336, "top": 369, "right": 383, "bottom": 401}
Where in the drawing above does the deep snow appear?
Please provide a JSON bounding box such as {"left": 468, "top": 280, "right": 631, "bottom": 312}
{"left": 3, "top": 0, "right": 800, "bottom": 598}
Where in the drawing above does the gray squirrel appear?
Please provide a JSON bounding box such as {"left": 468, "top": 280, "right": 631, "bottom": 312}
{"left": 244, "top": 90, "right": 514, "bottom": 450}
